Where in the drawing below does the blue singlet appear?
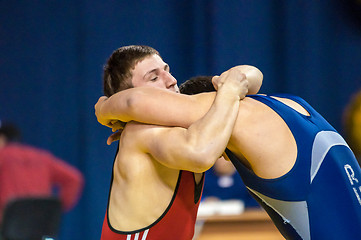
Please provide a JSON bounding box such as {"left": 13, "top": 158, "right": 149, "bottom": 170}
{"left": 225, "top": 94, "right": 361, "bottom": 240}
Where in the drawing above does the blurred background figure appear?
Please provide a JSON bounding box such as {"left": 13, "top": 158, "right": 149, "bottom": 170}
{"left": 343, "top": 89, "right": 361, "bottom": 166}
{"left": 202, "top": 157, "right": 259, "bottom": 208}
{"left": 197, "top": 156, "right": 259, "bottom": 219}
{"left": 193, "top": 157, "right": 261, "bottom": 240}
{"left": 0, "top": 121, "right": 84, "bottom": 228}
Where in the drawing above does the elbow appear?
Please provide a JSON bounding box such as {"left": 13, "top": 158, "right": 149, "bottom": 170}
{"left": 250, "top": 66, "right": 263, "bottom": 82}
{"left": 124, "top": 91, "right": 139, "bottom": 112}
{"left": 121, "top": 90, "right": 145, "bottom": 120}
{"left": 233, "top": 65, "right": 263, "bottom": 95}
{"left": 185, "top": 148, "right": 219, "bottom": 173}
{"left": 193, "top": 157, "right": 218, "bottom": 173}
{"left": 247, "top": 66, "right": 263, "bottom": 95}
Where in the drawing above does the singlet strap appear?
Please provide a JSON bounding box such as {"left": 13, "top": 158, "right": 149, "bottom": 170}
{"left": 194, "top": 173, "right": 204, "bottom": 204}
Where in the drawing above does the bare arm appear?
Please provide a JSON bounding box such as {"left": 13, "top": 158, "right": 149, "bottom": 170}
{"left": 135, "top": 69, "right": 247, "bottom": 172}
{"left": 95, "top": 65, "right": 263, "bottom": 129}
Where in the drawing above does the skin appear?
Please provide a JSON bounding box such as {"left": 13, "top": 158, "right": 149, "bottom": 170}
{"left": 95, "top": 65, "right": 310, "bottom": 180}
{"left": 100, "top": 54, "right": 250, "bottom": 231}
{"left": 96, "top": 65, "right": 263, "bottom": 141}
{"left": 131, "top": 55, "right": 179, "bottom": 92}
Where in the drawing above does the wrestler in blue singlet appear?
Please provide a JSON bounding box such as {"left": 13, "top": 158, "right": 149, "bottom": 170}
{"left": 225, "top": 94, "right": 361, "bottom": 240}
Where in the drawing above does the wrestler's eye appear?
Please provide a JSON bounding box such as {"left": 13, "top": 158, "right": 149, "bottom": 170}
{"left": 151, "top": 76, "right": 158, "bottom": 82}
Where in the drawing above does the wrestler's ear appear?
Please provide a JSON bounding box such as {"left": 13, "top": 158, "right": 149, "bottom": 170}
{"left": 212, "top": 75, "right": 219, "bottom": 90}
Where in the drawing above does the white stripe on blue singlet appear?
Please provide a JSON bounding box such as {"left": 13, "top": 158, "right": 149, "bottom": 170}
{"left": 310, "top": 131, "right": 348, "bottom": 183}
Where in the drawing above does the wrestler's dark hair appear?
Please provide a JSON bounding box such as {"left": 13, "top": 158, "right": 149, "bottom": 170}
{"left": 0, "top": 122, "right": 21, "bottom": 142}
{"left": 179, "top": 76, "right": 216, "bottom": 95}
{"left": 103, "top": 45, "right": 160, "bottom": 97}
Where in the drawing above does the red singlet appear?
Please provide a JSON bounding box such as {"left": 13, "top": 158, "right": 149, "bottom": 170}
{"left": 100, "top": 170, "right": 203, "bottom": 240}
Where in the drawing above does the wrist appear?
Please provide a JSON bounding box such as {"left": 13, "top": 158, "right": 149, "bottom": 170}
{"left": 215, "top": 87, "right": 241, "bottom": 103}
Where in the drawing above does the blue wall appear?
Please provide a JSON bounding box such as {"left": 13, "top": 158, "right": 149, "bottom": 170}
{"left": 1, "top": 1, "right": 360, "bottom": 239}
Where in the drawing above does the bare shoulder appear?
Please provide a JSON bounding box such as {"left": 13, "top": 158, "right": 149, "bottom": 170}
{"left": 120, "top": 121, "right": 173, "bottom": 151}
{"left": 230, "top": 96, "right": 298, "bottom": 179}
{"left": 234, "top": 95, "right": 307, "bottom": 137}
{"left": 238, "top": 95, "right": 309, "bottom": 118}
{"left": 122, "top": 121, "right": 169, "bottom": 136}
{"left": 121, "top": 122, "right": 157, "bottom": 144}
{"left": 116, "top": 122, "right": 178, "bottom": 175}
{"left": 271, "top": 96, "right": 310, "bottom": 116}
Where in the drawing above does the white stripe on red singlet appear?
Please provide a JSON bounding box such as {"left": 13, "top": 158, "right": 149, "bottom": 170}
{"left": 126, "top": 229, "right": 149, "bottom": 240}
{"left": 141, "top": 229, "right": 149, "bottom": 240}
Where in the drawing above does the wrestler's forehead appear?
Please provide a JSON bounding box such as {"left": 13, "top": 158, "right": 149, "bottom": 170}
{"left": 133, "top": 54, "right": 167, "bottom": 77}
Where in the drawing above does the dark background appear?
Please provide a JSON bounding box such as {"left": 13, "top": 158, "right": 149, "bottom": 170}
{"left": 1, "top": 1, "right": 360, "bottom": 239}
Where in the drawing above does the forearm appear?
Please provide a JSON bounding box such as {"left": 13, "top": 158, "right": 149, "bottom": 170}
{"left": 97, "top": 87, "right": 211, "bottom": 127}
{"left": 155, "top": 90, "right": 241, "bottom": 172}
{"left": 96, "top": 88, "right": 142, "bottom": 124}
{"left": 183, "top": 90, "right": 240, "bottom": 171}
{"left": 155, "top": 70, "right": 246, "bottom": 172}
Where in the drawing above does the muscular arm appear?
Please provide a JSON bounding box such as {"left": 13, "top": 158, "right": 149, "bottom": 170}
{"left": 95, "top": 65, "right": 263, "bottom": 128}
{"left": 135, "top": 69, "right": 247, "bottom": 172}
